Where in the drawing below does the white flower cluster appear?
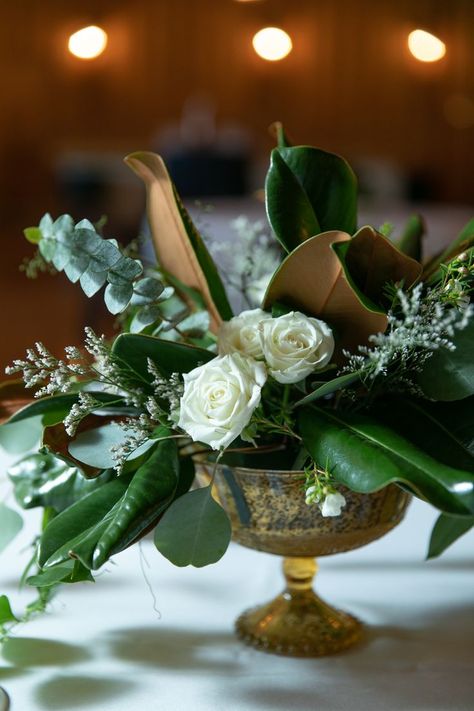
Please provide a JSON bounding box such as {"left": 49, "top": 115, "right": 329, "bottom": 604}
{"left": 63, "top": 392, "right": 101, "bottom": 437}
{"left": 343, "top": 283, "right": 474, "bottom": 386}
{"left": 5, "top": 342, "right": 88, "bottom": 398}
{"left": 177, "top": 309, "right": 334, "bottom": 450}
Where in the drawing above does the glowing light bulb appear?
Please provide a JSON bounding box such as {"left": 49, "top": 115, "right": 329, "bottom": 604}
{"left": 68, "top": 25, "right": 108, "bottom": 60}
{"left": 252, "top": 27, "right": 292, "bottom": 62}
{"left": 407, "top": 29, "right": 446, "bottom": 63}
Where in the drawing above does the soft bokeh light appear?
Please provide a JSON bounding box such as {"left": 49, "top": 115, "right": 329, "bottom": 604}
{"left": 407, "top": 29, "right": 446, "bottom": 63}
{"left": 252, "top": 27, "right": 292, "bottom": 62}
{"left": 68, "top": 25, "right": 108, "bottom": 60}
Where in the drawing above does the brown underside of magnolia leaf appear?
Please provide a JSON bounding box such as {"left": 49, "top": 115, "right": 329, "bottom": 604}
{"left": 263, "top": 230, "right": 388, "bottom": 361}
{"left": 124, "top": 151, "right": 222, "bottom": 332}
{"left": 347, "top": 226, "right": 422, "bottom": 300}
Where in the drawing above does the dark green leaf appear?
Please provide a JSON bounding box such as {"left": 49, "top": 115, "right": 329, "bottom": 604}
{"left": 295, "top": 372, "right": 361, "bottom": 407}
{"left": 93, "top": 437, "right": 179, "bottom": 567}
{"left": 27, "top": 561, "right": 75, "bottom": 587}
{"left": 417, "top": 319, "right": 474, "bottom": 401}
{"left": 396, "top": 214, "right": 424, "bottom": 261}
{"left": 8, "top": 452, "right": 115, "bottom": 511}
{"left": 428, "top": 513, "right": 473, "bottom": 559}
{"left": 265, "top": 146, "right": 358, "bottom": 252}
{"left": 0, "top": 503, "right": 23, "bottom": 553}
{"left": 111, "top": 333, "right": 214, "bottom": 385}
{"left": 38, "top": 474, "right": 133, "bottom": 567}
{"left": 6, "top": 392, "right": 124, "bottom": 426}
{"left": 154, "top": 486, "right": 231, "bottom": 567}
{"left": 299, "top": 405, "right": 474, "bottom": 516}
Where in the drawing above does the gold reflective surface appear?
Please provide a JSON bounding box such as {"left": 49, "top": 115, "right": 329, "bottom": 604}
{"left": 195, "top": 460, "right": 410, "bottom": 657}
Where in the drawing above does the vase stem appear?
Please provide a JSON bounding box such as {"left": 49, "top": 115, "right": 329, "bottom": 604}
{"left": 283, "top": 557, "right": 317, "bottom": 592}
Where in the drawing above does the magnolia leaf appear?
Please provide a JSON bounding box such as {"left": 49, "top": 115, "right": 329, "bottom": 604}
{"left": 93, "top": 437, "right": 179, "bottom": 568}
{"left": 111, "top": 333, "right": 214, "bottom": 385}
{"left": 27, "top": 561, "right": 75, "bottom": 587}
{"left": 295, "top": 372, "right": 361, "bottom": 408}
{"left": 124, "top": 151, "right": 232, "bottom": 331}
{"left": 0, "top": 595, "right": 18, "bottom": 625}
{"left": 263, "top": 230, "right": 388, "bottom": 358}
{"left": 154, "top": 486, "right": 231, "bottom": 568}
{"left": 417, "top": 319, "right": 474, "bottom": 401}
{"left": 265, "top": 146, "right": 358, "bottom": 252}
{"left": 6, "top": 391, "right": 125, "bottom": 426}
{"left": 8, "top": 452, "right": 115, "bottom": 511}
{"left": 68, "top": 422, "right": 155, "bottom": 470}
{"left": 300, "top": 406, "right": 474, "bottom": 516}
{"left": 38, "top": 475, "right": 133, "bottom": 567}
{"left": 332, "top": 226, "right": 422, "bottom": 309}
{"left": 0, "top": 503, "right": 23, "bottom": 553}
{"left": 396, "top": 214, "right": 425, "bottom": 261}
{"left": 427, "top": 513, "right": 474, "bottom": 559}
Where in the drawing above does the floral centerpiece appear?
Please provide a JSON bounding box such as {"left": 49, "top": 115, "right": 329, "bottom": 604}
{"left": 0, "top": 125, "right": 473, "bottom": 642}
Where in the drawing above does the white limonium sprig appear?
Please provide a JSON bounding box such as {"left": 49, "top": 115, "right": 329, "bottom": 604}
{"left": 342, "top": 283, "right": 474, "bottom": 392}
{"left": 110, "top": 414, "right": 154, "bottom": 472}
{"left": 5, "top": 342, "right": 89, "bottom": 397}
{"left": 304, "top": 464, "right": 347, "bottom": 517}
{"left": 63, "top": 392, "right": 103, "bottom": 437}
{"left": 146, "top": 359, "right": 183, "bottom": 424}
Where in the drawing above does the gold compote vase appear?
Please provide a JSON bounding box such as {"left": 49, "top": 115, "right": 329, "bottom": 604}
{"left": 195, "top": 450, "right": 410, "bottom": 658}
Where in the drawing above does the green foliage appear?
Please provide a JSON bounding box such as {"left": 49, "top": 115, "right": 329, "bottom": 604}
{"left": 111, "top": 333, "right": 214, "bottom": 387}
{"left": 294, "top": 372, "right": 361, "bottom": 408}
{"left": 0, "top": 503, "right": 23, "bottom": 553}
{"left": 427, "top": 513, "right": 474, "bottom": 559}
{"left": 425, "top": 218, "right": 474, "bottom": 282}
{"left": 25, "top": 213, "right": 172, "bottom": 316}
{"left": 417, "top": 319, "right": 474, "bottom": 401}
{"left": 299, "top": 404, "right": 474, "bottom": 516}
{"left": 27, "top": 560, "right": 94, "bottom": 587}
{"left": 39, "top": 437, "right": 184, "bottom": 571}
{"left": 6, "top": 391, "right": 127, "bottom": 426}
{"left": 0, "top": 417, "right": 43, "bottom": 453}
{"left": 396, "top": 214, "right": 425, "bottom": 261}
{"left": 154, "top": 486, "right": 232, "bottom": 567}
{"left": 8, "top": 452, "right": 115, "bottom": 511}
{"left": 265, "top": 145, "right": 358, "bottom": 252}
{"left": 0, "top": 595, "right": 18, "bottom": 626}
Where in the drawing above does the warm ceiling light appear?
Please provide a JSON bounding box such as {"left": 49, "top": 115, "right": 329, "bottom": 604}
{"left": 252, "top": 27, "right": 292, "bottom": 62}
{"left": 68, "top": 25, "right": 108, "bottom": 60}
{"left": 407, "top": 29, "right": 446, "bottom": 63}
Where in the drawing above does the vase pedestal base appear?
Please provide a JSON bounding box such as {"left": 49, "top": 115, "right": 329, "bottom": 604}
{"left": 235, "top": 557, "right": 363, "bottom": 657}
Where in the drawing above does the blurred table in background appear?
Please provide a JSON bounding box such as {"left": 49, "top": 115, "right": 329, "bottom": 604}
{"left": 0, "top": 447, "right": 473, "bottom": 711}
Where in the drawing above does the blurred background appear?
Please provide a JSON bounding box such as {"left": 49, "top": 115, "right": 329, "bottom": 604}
{"left": 1, "top": 0, "right": 473, "bottom": 365}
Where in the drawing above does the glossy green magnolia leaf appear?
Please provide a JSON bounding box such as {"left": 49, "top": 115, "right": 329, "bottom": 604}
{"left": 332, "top": 226, "right": 422, "bottom": 310}
{"left": 125, "top": 152, "right": 232, "bottom": 331}
{"left": 38, "top": 474, "right": 133, "bottom": 568}
{"left": 396, "top": 214, "right": 425, "bottom": 262}
{"left": 265, "top": 146, "right": 358, "bottom": 252}
{"left": 295, "top": 372, "right": 361, "bottom": 408}
{"left": 0, "top": 595, "right": 18, "bottom": 625}
{"left": 422, "top": 396, "right": 474, "bottom": 454}
{"left": 93, "top": 437, "right": 179, "bottom": 568}
{"left": 0, "top": 503, "right": 23, "bottom": 553}
{"left": 8, "top": 452, "right": 115, "bottom": 511}
{"left": 154, "top": 486, "right": 231, "bottom": 568}
{"left": 263, "top": 230, "right": 388, "bottom": 358}
{"left": 299, "top": 405, "right": 474, "bottom": 516}
{"left": 417, "top": 319, "right": 474, "bottom": 401}
{"left": 27, "top": 559, "right": 94, "bottom": 587}
{"left": 427, "top": 512, "right": 474, "bottom": 559}
{"left": 111, "top": 333, "right": 214, "bottom": 385}
{"left": 6, "top": 392, "right": 125, "bottom": 426}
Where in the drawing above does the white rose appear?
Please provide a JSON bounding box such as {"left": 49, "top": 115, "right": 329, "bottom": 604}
{"left": 218, "top": 308, "right": 271, "bottom": 360}
{"left": 259, "top": 311, "right": 335, "bottom": 384}
{"left": 177, "top": 352, "right": 267, "bottom": 450}
{"left": 320, "top": 492, "right": 346, "bottom": 517}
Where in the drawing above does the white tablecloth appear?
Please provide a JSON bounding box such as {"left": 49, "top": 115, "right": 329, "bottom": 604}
{"left": 0, "top": 449, "right": 473, "bottom": 711}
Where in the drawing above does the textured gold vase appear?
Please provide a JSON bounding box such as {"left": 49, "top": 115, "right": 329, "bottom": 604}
{"left": 195, "top": 458, "right": 410, "bottom": 657}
